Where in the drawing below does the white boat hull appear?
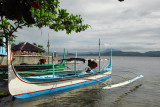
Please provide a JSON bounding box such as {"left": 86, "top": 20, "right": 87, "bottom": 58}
{"left": 8, "top": 41, "right": 112, "bottom": 98}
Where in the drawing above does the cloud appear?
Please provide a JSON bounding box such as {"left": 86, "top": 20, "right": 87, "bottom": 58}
{"left": 14, "top": 0, "right": 160, "bottom": 53}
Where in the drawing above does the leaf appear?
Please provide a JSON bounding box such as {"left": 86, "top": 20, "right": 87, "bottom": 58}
{"left": 35, "top": 13, "right": 40, "bottom": 18}
{"left": 52, "top": 14, "right": 56, "bottom": 19}
{"left": 41, "top": 9, "right": 45, "bottom": 16}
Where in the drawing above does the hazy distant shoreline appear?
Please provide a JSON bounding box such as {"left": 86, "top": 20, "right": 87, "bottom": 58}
{"left": 59, "top": 51, "right": 160, "bottom": 57}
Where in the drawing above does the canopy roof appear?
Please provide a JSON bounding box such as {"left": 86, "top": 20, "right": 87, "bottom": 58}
{"left": 12, "top": 42, "right": 45, "bottom": 52}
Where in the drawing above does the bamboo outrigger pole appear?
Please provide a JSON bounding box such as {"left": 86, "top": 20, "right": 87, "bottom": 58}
{"left": 99, "top": 38, "right": 100, "bottom": 72}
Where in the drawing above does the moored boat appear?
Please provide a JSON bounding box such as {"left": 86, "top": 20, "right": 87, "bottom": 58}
{"left": 0, "top": 49, "right": 66, "bottom": 76}
{"left": 8, "top": 39, "right": 112, "bottom": 98}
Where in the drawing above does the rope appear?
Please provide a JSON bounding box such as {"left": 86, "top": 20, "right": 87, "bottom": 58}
{"left": 118, "top": 70, "right": 138, "bottom": 76}
{"left": 111, "top": 75, "right": 129, "bottom": 80}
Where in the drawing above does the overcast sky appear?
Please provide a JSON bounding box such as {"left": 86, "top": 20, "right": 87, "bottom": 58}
{"left": 15, "top": 0, "right": 160, "bottom": 53}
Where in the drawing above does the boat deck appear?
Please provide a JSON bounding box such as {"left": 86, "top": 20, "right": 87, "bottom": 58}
{"left": 22, "top": 70, "right": 108, "bottom": 83}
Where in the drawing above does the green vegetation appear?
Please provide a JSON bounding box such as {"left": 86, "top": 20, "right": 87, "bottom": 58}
{"left": 0, "top": 92, "right": 10, "bottom": 98}
{"left": 0, "top": 0, "right": 90, "bottom": 45}
{"left": 33, "top": 42, "right": 44, "bottom": 49}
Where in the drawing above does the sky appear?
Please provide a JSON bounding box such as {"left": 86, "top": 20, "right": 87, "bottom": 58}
{"left": 15, "top": 0, "right": 160, "bottom": 53}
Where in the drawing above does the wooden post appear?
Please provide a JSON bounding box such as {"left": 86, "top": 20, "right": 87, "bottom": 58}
{"left": 74, "top": 60, "right": 76, "bottom": 75}
{"left": 47, "top": 33, "right": 50, "bottom": 64}
{"left": 52, "top": 53, "right": 54, "bottom": 78}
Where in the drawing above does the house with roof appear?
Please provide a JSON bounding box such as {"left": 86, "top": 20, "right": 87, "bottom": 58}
{"left": 12, "top": 42, "right": 45, "bottom": 55}
{"left": 0, "top": 40, "right": 58, "bottom": 65}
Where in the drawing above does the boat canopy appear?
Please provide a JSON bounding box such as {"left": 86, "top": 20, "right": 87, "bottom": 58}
{"left": 61, "top": 58, "right": 85, "bottom": 63}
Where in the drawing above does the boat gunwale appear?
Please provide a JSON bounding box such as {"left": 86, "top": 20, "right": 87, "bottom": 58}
{"left": 22, "top": 70, "right": 110, "bottom": 82}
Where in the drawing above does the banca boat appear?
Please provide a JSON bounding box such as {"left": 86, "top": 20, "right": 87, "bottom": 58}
{"left": 8, "top": 39, "right": 112, "bottom": 98}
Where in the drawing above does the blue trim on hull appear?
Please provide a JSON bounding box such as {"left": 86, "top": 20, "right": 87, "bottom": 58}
{"left": 14, "top": 75, "right": 111, "bottom": 98}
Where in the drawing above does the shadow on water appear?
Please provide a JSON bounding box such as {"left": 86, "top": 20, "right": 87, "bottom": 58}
{"left": 12, "top": 85, "right": 104, "bottom": 107}
{"left": 111, "top": 84, "right": 143, "bottom": 106}
{"left": 35, "top": 86, "right": 105, "bottom": 107}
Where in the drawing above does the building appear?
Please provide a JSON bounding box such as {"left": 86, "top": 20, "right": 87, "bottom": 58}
{"left": 12, "top": 42, "right": 45, "bottom": 55}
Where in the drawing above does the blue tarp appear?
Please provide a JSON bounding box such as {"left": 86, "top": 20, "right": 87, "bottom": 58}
{"left": 0, "top": 37, "right": 7, "bottom": 55}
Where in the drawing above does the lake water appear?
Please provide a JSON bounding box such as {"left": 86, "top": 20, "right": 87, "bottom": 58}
{"left": 0, "top": 56, "right": 160, "bottom": 107}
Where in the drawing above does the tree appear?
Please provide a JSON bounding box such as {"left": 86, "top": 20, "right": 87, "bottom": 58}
{"left": 0, "top": 0, "right": 90, "bottom": 45}
{"left": 118, "top": 0, "right": 124, "bottom": 2}
{"left": 33, "top": 42, "right": 37, "bottom": 46}
{"left": 38, "top": 45, "right": 44, "bottom": 49}
{"left": 33, "top": 42, "right": 44, "bottom": 50}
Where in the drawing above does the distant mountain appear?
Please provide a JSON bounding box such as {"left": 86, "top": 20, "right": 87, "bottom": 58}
{"left": 111, "top": 51, "right": 143, "bottom": 56}
{"left": 143, "top": 51, "right": 160, "bottom": 57}
{"left": 103, "top": 51, "right": 160, "bottom": 57}
{"left": 58, "top": 50, "right": 160, "bottom": 57}
{"left": 101, "top": 49, "right": 120, "bottom": 53}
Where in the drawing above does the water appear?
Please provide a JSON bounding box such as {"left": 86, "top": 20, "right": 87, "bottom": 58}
{"left": 0, "top": 56, "right": 160, "bottom": 107}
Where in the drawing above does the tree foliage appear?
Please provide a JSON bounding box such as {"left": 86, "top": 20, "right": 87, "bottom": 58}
{"left": 33, "top": 42, "right": 44, "bottom": 49}
{"left": 0, "top": 0, "right": 90, "bottom": 43}
{"left": 33, "top": 42, "right": 37, "bottom": 46}
{"left": 118, "top": 0, "right": 124, "bottom": 2}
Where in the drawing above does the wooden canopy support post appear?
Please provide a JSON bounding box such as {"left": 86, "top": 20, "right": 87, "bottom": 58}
{"left": 74, "top": 60, "right": 76, "bottom": 75}
{"left": 52, "top": 52, "right": 55, "bottom": 78}
{"left": 99, "top": 38, "right": 101, "bottom": 72}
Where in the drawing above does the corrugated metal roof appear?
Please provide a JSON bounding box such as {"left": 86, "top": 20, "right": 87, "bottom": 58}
{"left": 12, "top": 42, "right": 45, "bottom": 52}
